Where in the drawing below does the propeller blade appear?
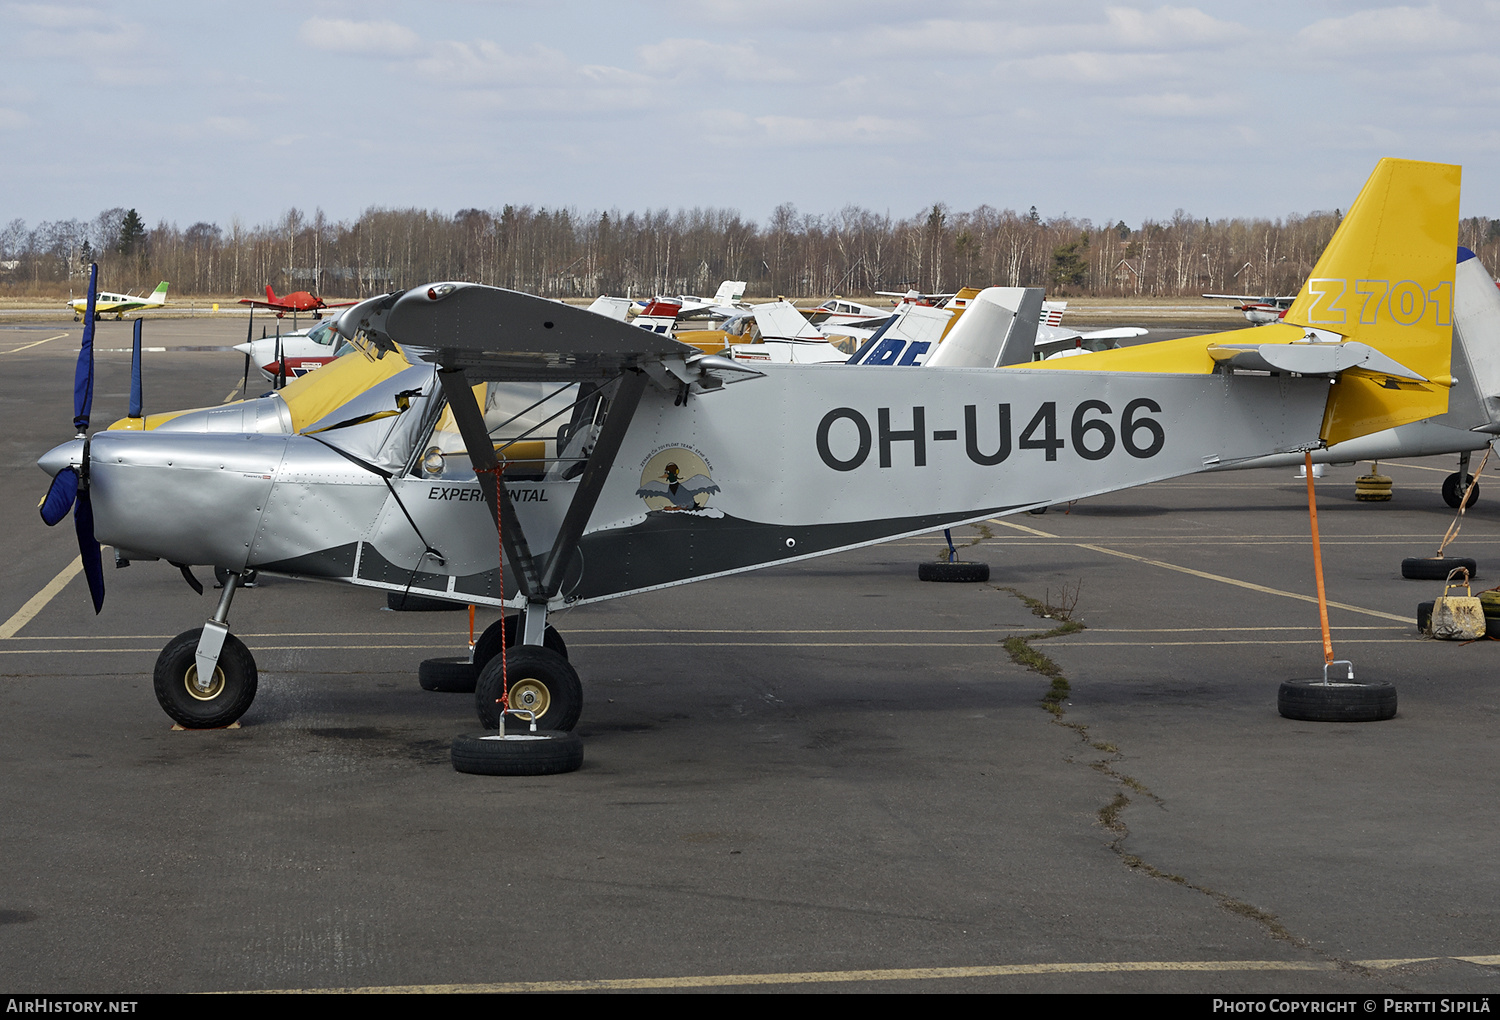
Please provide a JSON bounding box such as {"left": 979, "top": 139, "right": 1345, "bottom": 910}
{"left": 128, "top": 317, "right": 143, "bottom": 418}
{"left": 243, "top": 307, "right": 255, "bottom": 397}
{"left": 39, "top": 466, "right": 79, "bottom": 526}
{"left": 74, "top": 488, "right": 105, "bottom": 614}
{"left": 275, "top": 327, "right": 285, "bottom": 389}
{"left": 73, "top": 263, "right": 98, "bottom": 433}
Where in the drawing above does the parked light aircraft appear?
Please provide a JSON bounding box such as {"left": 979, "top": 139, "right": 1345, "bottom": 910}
{"left": 1203, "top": 293, "right": 1296, "bottom": 325}
{"left": 69, "top": 281, "right": 169, "bottom": 321}
{"left": 233, "top": 320, "right": 347, "bottom": 383}
{"left": 35, "top": 159, "right": 1463, "bottom": 753}
{"left": 238, "top": 285, "right": 359, "bottom": 323}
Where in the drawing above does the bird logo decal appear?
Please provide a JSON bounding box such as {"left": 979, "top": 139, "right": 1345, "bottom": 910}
{"left": 636, "top": 447, "right": 720, "bottom": 512}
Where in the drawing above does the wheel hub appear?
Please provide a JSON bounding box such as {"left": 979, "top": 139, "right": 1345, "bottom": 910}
{"left": 509, "top": 678, "right": 550, "bottom": 720}
{"left": 184, "top": 664, "right": 226, "bottom": 701}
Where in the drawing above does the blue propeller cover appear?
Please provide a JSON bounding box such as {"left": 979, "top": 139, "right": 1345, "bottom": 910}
{"left": 39, "top": 466, "right": 78, "bottom": 526}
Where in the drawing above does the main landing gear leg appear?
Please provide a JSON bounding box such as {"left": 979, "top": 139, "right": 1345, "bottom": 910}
{"left": 1443, "top": 451, "right": 1479, "bottom": 509}
{"left": 441, "top": 368, "right": 648, "bottom": 775}
{"left": 153, "top": 570, "right": 259, "bottom": 728}
{"left": 196, "top": 572, "right": 240, "bottom": 683}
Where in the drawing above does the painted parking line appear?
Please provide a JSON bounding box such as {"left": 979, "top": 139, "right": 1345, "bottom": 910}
{"left": 2, "top": 332, "right": 68, "bottom": 354}
{"left": 991, "top": 520, "right": 1410, "bottom": 623}
{"left": 255, "top": 953, "right": 1500, "bottom": 993}
{"left": 0, "top": 556, "right": 82, "bottom": 639}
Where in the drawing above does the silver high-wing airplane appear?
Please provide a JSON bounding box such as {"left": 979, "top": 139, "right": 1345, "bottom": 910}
{"left": 35, "top": 158, "right": 1464, "bottom": 748}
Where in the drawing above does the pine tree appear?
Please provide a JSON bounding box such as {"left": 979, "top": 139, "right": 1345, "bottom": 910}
{"left": 117, "top": 209, "right": 146, "bottom": 256}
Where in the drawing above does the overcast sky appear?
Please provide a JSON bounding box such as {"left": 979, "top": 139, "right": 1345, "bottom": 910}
{"left": 2, "top": 1, "right": 1496, "bottom": 231}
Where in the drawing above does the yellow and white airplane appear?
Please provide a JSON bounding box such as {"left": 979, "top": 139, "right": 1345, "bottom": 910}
{"left": 70, "top": 281, "right": 169, "bottom": 321}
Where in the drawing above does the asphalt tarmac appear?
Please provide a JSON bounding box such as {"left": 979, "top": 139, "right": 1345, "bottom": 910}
{"left": 1, "top": 316, "right": 1497, "bottom": 994}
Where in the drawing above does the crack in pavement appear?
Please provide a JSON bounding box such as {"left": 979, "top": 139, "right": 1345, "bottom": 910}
{"left": 994, "top": 583, "right": 1417, "bottom": 991}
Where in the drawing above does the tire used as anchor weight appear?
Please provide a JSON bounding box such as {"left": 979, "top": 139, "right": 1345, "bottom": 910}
{"left": 153, "top": 628, "right": 259, "bottom": 728}
{"left": 419, "top": 656, "right": 479, "bottom": 693}
{"left": 472, "top": 614, "right": 568, "bottom": 669}
{"left": 918, "top": 561, "right": 991, "bottom": 583}
{"left": 451, "top": 730, "right": 584, "bottom": 776}
{"left": 1277, "top": 679, "right": 1397, "bottom": 723}
{"left": 1400, "top": 556, "right": 1478, "bottom": 581}
{"left": 474, "top": 645, "right": 583, "bottom": 733}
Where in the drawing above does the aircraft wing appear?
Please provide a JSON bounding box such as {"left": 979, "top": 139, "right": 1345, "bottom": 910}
{"left": 1202, "top": 293, "right": 1295, "bottom": 303}
{"left": 335, "top": 283, "right": 734, "bottom": 384}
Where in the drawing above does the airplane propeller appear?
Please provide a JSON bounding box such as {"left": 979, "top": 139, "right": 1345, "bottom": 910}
{"left": 38, "top": 262, "right": 105, "bottom": 613}
{"left": 242, "top": 305, "right": 254, "bottom": 397}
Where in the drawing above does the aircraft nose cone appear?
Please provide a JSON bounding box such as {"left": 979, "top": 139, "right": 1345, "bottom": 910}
{"left": 232, "top": 341, "right": 255, "bottom": 357}
{"left": 38, "top": 438, "right": 85, "bottom": 478}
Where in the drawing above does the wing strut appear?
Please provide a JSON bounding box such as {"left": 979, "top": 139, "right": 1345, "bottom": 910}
{"left": 439, "top": 368, "right": 541, "bottom": 598}
{"left": 436, "top": 366, "right": 648, "bottom": 613}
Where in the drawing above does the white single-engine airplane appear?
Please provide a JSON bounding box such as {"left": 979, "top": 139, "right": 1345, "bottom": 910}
{"left": 233, "top": 319, "right": 349, "bottom": 383}
{"left": 35, "top": 159, "right": 1466, "bottom": 772}
{"left": 69, "top": 281, "right": 169, "bottom": 321}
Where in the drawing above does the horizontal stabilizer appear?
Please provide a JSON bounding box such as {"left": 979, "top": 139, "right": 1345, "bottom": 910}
{"left": 1205, "top": 341, "right": 1426, "bottom": 379}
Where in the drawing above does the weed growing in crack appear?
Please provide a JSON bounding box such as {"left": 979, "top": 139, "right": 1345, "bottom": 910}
{"left": 931, "top": 523, "right": 995, "bottom": 562}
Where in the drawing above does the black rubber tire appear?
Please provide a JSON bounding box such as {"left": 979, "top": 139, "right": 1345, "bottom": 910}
{"left": 1026, "top": 506, "right": 1048, "bottom": 515}
{"left": 1278, "top": 679, "right": 1397, "bottom": 722}
{"left": 1443, "top": 472, "right": 1479, "bottom": 509}
{"left": 918, "top": 560, "right": 991, "bottom": 583}
{"left": 475, "top": 645, "right": 583, "bottom": 732}
{"left": 451, "top": 731, "right": 584, "bottom": 776}
{"left": 1401, "top": 556, "right": 1478, "bottom": 581}
{"left": 473, "top": 616, "right": 568, "bottom": 669}
{"left": 1417, "top": 601, "right": 1434, "bottom": 632}
{"left": 153, "top": 628, "right": 258, "bottom": 729}
{"left": 387, "top": 590, "right": 466, "bottom": 612}
{"left": 419, "top": 656, "right": 479, "bottom": 693}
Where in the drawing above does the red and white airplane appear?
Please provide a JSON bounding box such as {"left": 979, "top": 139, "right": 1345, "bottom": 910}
{"left": 233, "top": 320, "right": 348, "bottom": 384}
{"left": 238, "top": 285, "right": 360, "bottom": 322}
{"left": 1202, "top": 293, "right": 1297, "bottom": 325}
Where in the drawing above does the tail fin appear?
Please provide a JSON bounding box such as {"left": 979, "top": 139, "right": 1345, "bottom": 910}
{"left": 712, "top": 280, "right": 746, "bottom": 306}
{"left": 145, "top": 281, "right": 169, "bottom": 305}
{"left": 1452, "top": 247, "right": 1500, "bottom": 424}
{"left": 925, "top": 287, "right": 1043, "bottom": 368}
{"left": 266, "top": 285, "right": 276, "bottom": 303}
{"left": 1285, "top": 158, "right": 1461, "bottom": 444}
{"left": 752, "top": 301, "right": 827, "bottom": 342}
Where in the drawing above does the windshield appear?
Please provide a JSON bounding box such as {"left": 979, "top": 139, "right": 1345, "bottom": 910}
{"left": 308, "top": 321, "right": 338, "bottom": 346}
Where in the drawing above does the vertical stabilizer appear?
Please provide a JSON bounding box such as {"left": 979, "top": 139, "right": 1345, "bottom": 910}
{"left": 1283, "top": 158, "right": 1461, "bottom": 445}
{"left": 145, "top": 281, "right": 169, "bottom": 305}
{"left": 712, "top": 280, "right": 746, "bottom": 306}
{"left": 925, "top": 287, "right": 1044, "bottom": 368}
{"left": 1453, "top": 248, "right": 1500, "bottom": 425}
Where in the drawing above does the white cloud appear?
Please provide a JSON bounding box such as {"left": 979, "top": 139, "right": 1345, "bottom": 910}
{"left": 1102, "top": 5, "right": 1242, "bottom": 48}
{"left": 299, "top": 18, "right": 423, "bottom": 56}
{"left": 1111, "top": 90, "right": 1239, "bottom": 117}
{"left": 1292, "top": 5, "right": 1472, "bottom": 56}
{"left": 752, "top": 113, "right": 912, "bottom": 146}
{"left": 636, "top": 37, "right": 798, "bottom": 83}
{"left": 8, "top": 3, "right": 97, "bottom": 30}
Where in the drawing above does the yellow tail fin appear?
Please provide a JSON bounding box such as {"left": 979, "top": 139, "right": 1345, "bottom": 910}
{"left": 1284, "top": 158, "right": 1460, "bottom": 445}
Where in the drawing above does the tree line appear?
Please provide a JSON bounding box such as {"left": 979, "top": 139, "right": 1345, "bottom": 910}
{"left": 4, "top": 202, "right": 1499, "bottom": 301}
